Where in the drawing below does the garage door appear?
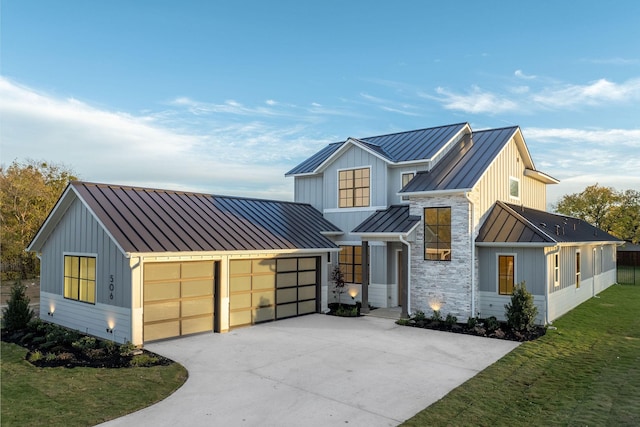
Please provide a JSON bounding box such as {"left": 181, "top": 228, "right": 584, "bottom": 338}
{"left": 229, "top": 257, "right": 318, "bottom": 328}
{"left": 143, "top": 261, "right": 216, "bottom": 342}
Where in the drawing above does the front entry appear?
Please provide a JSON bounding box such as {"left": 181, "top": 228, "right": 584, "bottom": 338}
{"left": 143, "top": 261, "right": 217, "bottom": 342}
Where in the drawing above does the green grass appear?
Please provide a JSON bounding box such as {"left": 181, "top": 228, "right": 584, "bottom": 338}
{"left": 403, "top": 284, "right": 640, "bottom": 427}
{"left": 1, "top": 342, "right": 188, "bottom": 426}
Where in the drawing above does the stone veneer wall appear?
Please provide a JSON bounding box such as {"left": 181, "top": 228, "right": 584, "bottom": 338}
{"left": 409, "top": 193, "right": 479, "bottom": 320}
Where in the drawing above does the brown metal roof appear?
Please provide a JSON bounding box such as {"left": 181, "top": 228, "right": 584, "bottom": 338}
{"left": 352, "top": 205, "right": 421, "bottom": 235}
{"left": 70, "top": 182, "right": 341, "bottom": 253}
{"left": 477, "top": 201, "right": 623, "bottom": 245}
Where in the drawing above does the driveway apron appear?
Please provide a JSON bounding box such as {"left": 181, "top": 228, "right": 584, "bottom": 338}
{"left": 98, "top": 314, "right": 518, "bottom": 427}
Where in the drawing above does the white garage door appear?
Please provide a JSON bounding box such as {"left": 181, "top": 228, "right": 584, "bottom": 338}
{"left": 143, "top": 261, "right": 216, "bottom": 342}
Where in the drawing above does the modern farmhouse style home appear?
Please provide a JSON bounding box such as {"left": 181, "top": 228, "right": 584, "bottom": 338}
{"left": 286, "top": 122, "right": 621, "bottom": 323}
{"left": 28, "top": 122, "right": 621, "bottom": 345}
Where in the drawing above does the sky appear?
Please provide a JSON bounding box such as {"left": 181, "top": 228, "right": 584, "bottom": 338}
{"left": 1, "top": 1, "right": 639, "bottom": 207}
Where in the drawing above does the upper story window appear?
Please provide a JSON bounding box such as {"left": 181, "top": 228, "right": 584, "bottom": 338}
{"left": 424, "top": 207, "right": 451, "bottom": 261}
{"left": 401, "top": 172, "right": 415, "bottom": 201}
{"left": 64, "top": 255, "right": 96, "bottom": 304}
{"left": 509, "top": 177, "right": 520, "bottom": 199}
{"left": 339, "top": 168, "right": 370, "bottom": 208}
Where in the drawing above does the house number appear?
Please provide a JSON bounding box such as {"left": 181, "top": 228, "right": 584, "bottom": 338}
{"left": 109, "top": 275, "right": 115, "bottom": 300}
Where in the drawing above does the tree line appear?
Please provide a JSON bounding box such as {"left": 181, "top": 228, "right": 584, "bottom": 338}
{"left": 1, "top": 160, "right": 638, "bottom": 280}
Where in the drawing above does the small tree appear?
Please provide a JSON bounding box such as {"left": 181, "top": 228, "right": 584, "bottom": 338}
{"left": 2, "top": 280, "right": 34, "bottom": 331}
{"left": 505, "top": 281, "right": 538, "bottom": 332}
{"left": 330, "top": 265, "right": 347, "bottom": 307}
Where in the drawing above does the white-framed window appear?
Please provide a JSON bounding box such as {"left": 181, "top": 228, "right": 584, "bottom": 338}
{"left": 338, "top": 167, "right": 370, "bottom": 208}
{"left": 64, "top": 254, "right": 97, "bottom": 304}
{"left": 497, "top": 253, "right": 516, "bottom": 295}
{"left": 401, "top": 172, "right": 415, "bottom": 201}
{"left": 509, "top": 176, "right": 520, "bottom": 199}
{"left": 576, "top": 251, "right": 581, "bottom": 288}
{"left": 554, "top": 253, "right": 560, "bottom": 287}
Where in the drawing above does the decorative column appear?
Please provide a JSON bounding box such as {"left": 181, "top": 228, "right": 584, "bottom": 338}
{"left": 401, "top": 243, "right": 409, "bottom": 318}
{"left": 361, "top": 240, "right": 370, "bottom": 314}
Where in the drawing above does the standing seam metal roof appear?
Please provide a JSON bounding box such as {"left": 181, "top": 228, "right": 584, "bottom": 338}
{"left": 70, "top": 182, "right": 341, "bottom": 253}
{"left": 285, "top": 123, "right": 468, "bottom": 175}
{"left": 352, "top": 205, "right": 421, "bottom": 234}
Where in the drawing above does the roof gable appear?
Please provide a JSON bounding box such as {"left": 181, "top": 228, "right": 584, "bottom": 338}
{"left": 285, "top": 122, "right": 469, "bottom": 176}
{"left": 28, "top": 182, "right": 341, "bottom": 254}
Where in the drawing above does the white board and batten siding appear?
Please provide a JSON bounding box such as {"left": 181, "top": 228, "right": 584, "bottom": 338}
{"left": 37, "top": 197, "right": 132, "bottom": 342}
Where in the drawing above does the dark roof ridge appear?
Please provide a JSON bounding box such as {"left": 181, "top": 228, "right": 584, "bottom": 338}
{"left": 472, "top": 125, "right": 519, "bottom": 134}
{"left": 360, "top": 122, "right": 469, "bottom": 141}
{"left": 71, "top": 181, "right": 313, "bottom": 208}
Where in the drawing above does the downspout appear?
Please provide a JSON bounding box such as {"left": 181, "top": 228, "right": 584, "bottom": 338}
{"left": 465, "top": 193, "right": 476, "bottom": 318}
{"left": 398, "top": 235, "right": 411, "bottom": 316}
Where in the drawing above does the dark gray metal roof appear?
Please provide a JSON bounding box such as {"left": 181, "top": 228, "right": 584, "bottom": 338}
{"left": 477, "top": 201, "right": 623, "bottom": 244}
{"left": 70, "top": 182, "right": 341, "bottom": 253}
{"left": 352, "top": 205, "right": 421, "bottom": 235}
{"left": 402, "top": 127, "right": 518, "bottom": 193}
{"left": 285, "top": 123, "right": 468, "bottom": 175}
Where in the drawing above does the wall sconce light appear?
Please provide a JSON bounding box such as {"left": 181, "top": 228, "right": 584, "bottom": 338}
{"left": 348, "top": 287, "right": 358, "bottom": 299}
{"left": 106, "top": 328, "right": 114, "bottom": 334}
{"left": 47, "top": 311, "right": 54, "bottom": 316}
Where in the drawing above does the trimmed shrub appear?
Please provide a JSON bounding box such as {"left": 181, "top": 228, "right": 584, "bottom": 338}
{"left": 505, "top": 281, "right": 539, "bottom": 332}
{"left": 2, "top": 281, "right": 34, "bottom": 331}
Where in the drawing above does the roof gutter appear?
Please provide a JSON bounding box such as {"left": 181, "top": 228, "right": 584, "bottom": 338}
{"left": 398, "top": 234, "right": 412, "bottom": 317}
{"left": 465, "top": 192, "right": 476, "bottom": 318}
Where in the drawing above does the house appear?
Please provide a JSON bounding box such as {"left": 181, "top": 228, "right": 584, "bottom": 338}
{"left": 286, "top": 122, "right": 622, "bottom": 323}
{"left": 27, "top": 182, "right": 341, "bottom": 345}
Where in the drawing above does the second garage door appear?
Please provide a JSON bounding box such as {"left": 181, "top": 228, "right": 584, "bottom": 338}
{"left": 229, "top": 257, "right": 319, "bottom": 328}
{"left": 143, "top": 261, "right": 217, "bottom": 342}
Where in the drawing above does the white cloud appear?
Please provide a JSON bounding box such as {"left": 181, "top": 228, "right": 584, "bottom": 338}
{"left": 429, "top": 86, "right": 518, "bottom": 114}
{"left": 532, "top": 78, "right": 640, "bottom": 108}
{"left": 515, "top": 69, "right": 536, "bottom": 79}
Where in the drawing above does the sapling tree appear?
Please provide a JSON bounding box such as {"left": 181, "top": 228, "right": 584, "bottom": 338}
{"left": 330, "top": 265, "right": 346, "bottom": 307}
{"left": 2, "top": 280, "right": 34, "bottom": 331}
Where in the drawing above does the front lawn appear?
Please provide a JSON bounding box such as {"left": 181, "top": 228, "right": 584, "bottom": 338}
{"left": 403, "top": 284, "right": 640, "bottom": 426}
{"left": 1, "top": 341, "right": 187, "bottom": 426}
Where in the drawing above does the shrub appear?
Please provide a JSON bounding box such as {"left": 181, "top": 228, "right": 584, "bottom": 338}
{"left": 505, "top": 281, "right": 539, "bottom": 332}
{"left": 445, "top": 313, "right": 458, "bottom": 328}
{"left": 2, "top": 281, "right": 34, "bottom": 331}
{"left": 129, "top": 354, "right": 160, "bottom": 367}
{"left": 72, "top": 336, "right": 98, "bottom": 352}
{"left": 466, "top": 316, "right": 478, "bottom": 329}
{"left": 28, "top": 350, "right": 44, "bottom": 362}
{"left": 45, "top": 352, "right": 58, "bottom": 362}
{"left": 431, "top": 310, "right": 443, "bottom": 323}
{"left": 413, "top": 310, "right": 426, "bottom": 322}
{"left": 119, "top": 342, "right": 137, "bottom": 357}
{"left": 485, "top": 316, "right": 500, "bottom": 333}
{"left": 396, "top": 318, "right": 410, "bottom": 326}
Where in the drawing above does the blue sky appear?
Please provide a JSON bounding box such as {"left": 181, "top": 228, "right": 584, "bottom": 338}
{"left": 2, "top": 1, "right": 639, "bottom": 206}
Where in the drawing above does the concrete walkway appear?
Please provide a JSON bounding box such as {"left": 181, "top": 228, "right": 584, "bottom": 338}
{"left": 99, "top": 314, "right": 518, "bottom": 427}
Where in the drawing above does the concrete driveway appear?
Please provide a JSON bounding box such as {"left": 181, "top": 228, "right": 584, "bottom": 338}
{"left": 99, "top": 314, "right": 518, "bottom": 427}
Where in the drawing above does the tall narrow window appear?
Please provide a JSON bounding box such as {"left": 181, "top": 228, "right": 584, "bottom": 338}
{"left": 64, "top": 255, "right": 96, "bottom": 304}
{"left": 339, "top": 168, "right": 370, "bottom": 208}
{"left": 554, "top": 253, "right": 560, "bottom": 287}
{"left": 339, "top": 245, "right": 362, "bottom": 283}
{"left": 498, "top": 255, "right": 515, "bottom": 295}
{"left": 576, "top": 251, "right": 581, "bottom": 288}
{"left": 509, "top": 177, "right": 520, "bottom": 199}
{"left": 401, "top": 172, "right": 415, "bottom": 201}
{"left": 424, "top": 207, "right": 451, "bottom": 261}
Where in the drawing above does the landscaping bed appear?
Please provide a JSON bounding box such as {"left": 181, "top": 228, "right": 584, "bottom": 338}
{"left": 326, "top": 302, "right": 361, "bottom": 317}
{"left": 1, "top": 319, "right": 171, "bottom": 368}
{"left": 397, "top": 311, "right": 546, "bottom": 342}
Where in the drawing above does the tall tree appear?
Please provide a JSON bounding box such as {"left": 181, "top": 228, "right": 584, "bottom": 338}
{"left": 0, "top": 160, "right": 77, "bottom": 279}
{"left": 555, "top": 184, "right": 640, "bottom": 244}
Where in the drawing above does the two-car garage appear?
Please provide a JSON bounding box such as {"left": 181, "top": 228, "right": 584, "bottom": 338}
{"left": 142, "top": 256, "right": 320, "bottom": 342}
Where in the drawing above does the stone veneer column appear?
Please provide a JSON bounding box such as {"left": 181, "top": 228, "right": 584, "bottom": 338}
{"left": 408, "top": 194, "right": 474, "bottom": 320}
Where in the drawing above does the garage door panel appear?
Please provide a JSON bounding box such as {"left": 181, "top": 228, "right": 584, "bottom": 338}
{"left": 230, "top": 276, "right": 251, "bottom": 292}
{"left": 230, "top": 293, "right": 251, "bottom": 310}
{"left": 182, "top": 280, "right": 213, "bottom": 297}
{"left": 145, "top": 282, "right": 180, "bottom": 301}
{"left": 181, "top": 261, "right": 213, "bottom": 278}
{"left": 145, "top": 321, "right": 180, "bottom": 342}
{"left": 298, "top": 258, "right": 316, "bottom": 270}
{"left": 277, "top": 303, "right": 297, "bottom": 319}
{"left": 298, "top": 271, "right": 316, "bottom": 286}
{"left": 298, "top": 285, "right": 316, "bottom": 301}
{"left": 276, "top": 272, "right": 297, "bottom": 288}
{"left": 252, "top": 274, "right": 275, "bottom": 289}
{"left": 253, "top": 259, "right": 276, "bottom": 273}
{"left": 252, "top": 290, "right": 275, "bottom": 307}
{"left": 182, "top": 298, "right": 213, "bottom": 317}
{"left": 277, "top": 288, "right": 297, "bottom": 303}
{"left": 253, "top": 307, "right": 275, "bottom": 323}
{"left": 277, "top": 258, "right": 297, "bottom": 272}
{"left": 298, "top": 300, "right": 316, "bottom": 315}
{"left": 182, "top": 316, "right": 212, "bottom": 335}
{"left": 145, "top": 301, "right": 180, "bottom": 322}
{"left": 145, "top": 263, "right": 181, "bottom": 281}
{"left": 230, "top": 310, "right": 251, "bottom": 327}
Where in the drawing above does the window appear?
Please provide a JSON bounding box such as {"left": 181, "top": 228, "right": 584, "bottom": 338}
{"left": 339, "top": 168, "right": 370, "bottom": 208}
{"left": 401, "top": 172, "right": 415, "bottom": 201}
{"left": 424, "top": 207, "right": 451, "bottom": 261}
{"left": 576, "top": 251, "right": 581, "bottom": 288}
{"left": 339, "top": 245, "right": 362, "bottom": 283}
{"left": 498, "top": 255, "right": 515, "bottom": 295}
{"left": 64, "top": 255, "right": 96, "bottom": 303}
{"left": 554, "top": 253, "right": 560, "bottom": 287}
{"left": 509, "top": 177, "right": 520, "bottom": 199}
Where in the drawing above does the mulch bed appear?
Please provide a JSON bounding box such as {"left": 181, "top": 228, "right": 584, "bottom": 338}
{"left": 401, "top": 318, "right": 546, "bottom": 342}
